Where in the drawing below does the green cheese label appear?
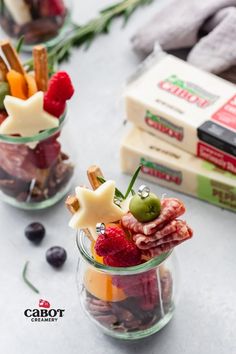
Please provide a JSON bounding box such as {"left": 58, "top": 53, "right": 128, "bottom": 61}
{"left": 198, "top": 161, "right": 236, "bottom": 211}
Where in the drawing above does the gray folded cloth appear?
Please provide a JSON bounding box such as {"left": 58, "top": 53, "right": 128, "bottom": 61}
{"left": 132, "top": 0, "right": 236, "bottom": 74}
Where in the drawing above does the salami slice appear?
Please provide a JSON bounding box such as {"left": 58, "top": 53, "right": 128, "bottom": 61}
{"left": 142, "top": 226, "right": 193, "bottom": 258}
{"left": 122, "top": 198, "right": 185, "bottom": 236}
{"left": 133, "top": 220, "right": 189, "bottom": 250}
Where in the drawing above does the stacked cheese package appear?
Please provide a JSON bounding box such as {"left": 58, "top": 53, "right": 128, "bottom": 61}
{"left": 121, "top": 55, "right": 236, "bottom": 212}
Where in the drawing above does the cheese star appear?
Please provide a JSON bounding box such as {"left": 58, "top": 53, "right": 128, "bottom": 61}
{"left": 69, "top": 180, "right": 125, "bottom": 239}
{"left": 0, "top": 91, "right": 59, "bottom": 138}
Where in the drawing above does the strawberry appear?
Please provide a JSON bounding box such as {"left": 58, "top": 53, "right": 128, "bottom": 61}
{"left": 44, "top": 94, "right": 65, "bottom": 118}
{"left": 104, "top": 244, "right": 141, "bottom": 267}
{"left": 95, "top": 225, "right": 142, "bottom": 267}
{"left": 95, "top": 226, "right": 128, "bottom": 256}
{"left": 46, "top": 71, "right": 74, "bottom": 103}
{"left": 30, "top": 140, "right": 61, "bottom": 169}
{"left": 40, "top": 0, "right": 66, "bottom": 17}
{"left": 0, "top": 110, "right": 8, "bottom": 124}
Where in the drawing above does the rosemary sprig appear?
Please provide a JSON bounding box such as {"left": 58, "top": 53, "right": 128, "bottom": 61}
{"left": 24, "top": 0, "right": 153, "bottom": 71}
{"left": 15, "top": 36, "right": 24, "bottom": 54}
{"left": 97, "top": 176, "right": 125, "bottom": 200}
{"left": 97, "top": 164, "right": 142, "bottom": 201}
{"left": 22, "top": 261, "right": 40, "bottom": 294}
{"left": 124, "top": 165, "right": 142, "bottom": 199}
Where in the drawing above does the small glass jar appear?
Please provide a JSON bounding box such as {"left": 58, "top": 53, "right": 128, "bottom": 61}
{"left": 0, "top": 112, "right": 74, "bottom": 210}
{"left": 76, "top": 230, "right": 179, "bottom": 340}
{"left": 0, "top": 0, "right": 72, "bottom": 49}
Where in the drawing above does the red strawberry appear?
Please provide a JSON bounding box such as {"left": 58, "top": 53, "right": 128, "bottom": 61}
{"left": 95, "top": 226, "right": 128, "bottom": 256}
{"left": 30, "top": 140, "right": 61, "bottom": 169}
{"left": 46, "top": 71, "right": 74, "bottom": 103}
{"left": 104, "top": 243, "right": 141, "bottom": 267}
{"left": 44, "top": 94, "right": 65, "bottom": 118}
{"left": 0, "top": 110, "right": 8, "bottom": 124}
{"left": 40, "top": 0, "right": 66, "bottom": 17}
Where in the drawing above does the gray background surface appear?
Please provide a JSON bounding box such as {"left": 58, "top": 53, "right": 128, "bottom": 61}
{"left": 0, "top": 1, "right": 236, "bottom": 353}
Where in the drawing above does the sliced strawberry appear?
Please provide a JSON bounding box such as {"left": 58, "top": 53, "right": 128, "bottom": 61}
{"left": 44, "top": 94, "right": 65, "bottom": 118}
{"left": 40, "top": 0, "right": 66, "bottom": 17}
{"left": 0, "top": 110, "right": 8, "bottom": 124}
{"left": 46, "top": 71, "right": 74, "bottom": 103}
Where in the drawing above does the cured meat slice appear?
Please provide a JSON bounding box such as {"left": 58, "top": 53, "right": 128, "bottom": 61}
{"left": 142, "top": 226, "right": 193, "bottom": 258}
{"left": 122, "top": 198, "right": 185, "bottom": 235}
{"left": 133, "top": 220, "right": 189, "bottom": 250}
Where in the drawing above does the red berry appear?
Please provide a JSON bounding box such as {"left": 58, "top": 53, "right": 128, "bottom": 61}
{"left": 44, "top": 94, "right": 66, "bottom": 118}
{"left": 0, "top": 110, "right": 8, "bottom": 124}
{"left": 95, "top": 226, "right": 128, "bottom": 257}
{"left": 104, "top": 244, "right": 141, "bottom": 267}
{"left": 46, "top": 71, "right": 74, "bottom": 103}
{"left": 30, "top": 140, "right": 61, "bottom": 169}
{"left": 40, "top": 0, "right": 66, "bottom": 17}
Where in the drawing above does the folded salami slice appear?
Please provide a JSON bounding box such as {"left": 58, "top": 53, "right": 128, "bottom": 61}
{"left": 122, "top": 198, "right": 185, "bottom": 235}
{"left": 142, "top": 226, "right": 193, "bottom": 258}
{"left": 133, "top": 220, "right": 189, "bottom": 250}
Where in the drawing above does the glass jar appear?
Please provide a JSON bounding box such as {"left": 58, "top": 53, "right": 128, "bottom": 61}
{"left": 0, "top": 0, "right": 72, "bottom": 49}
{"left": 0, "top": 111, "right": 74, "bottom": 210}
{"left": 76, "top": 230, "right": 179, "bottom": 340}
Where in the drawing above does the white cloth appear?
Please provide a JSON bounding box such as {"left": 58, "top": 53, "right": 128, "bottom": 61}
{"left": 132, "top": 0, "right": 236, "bottom": 74}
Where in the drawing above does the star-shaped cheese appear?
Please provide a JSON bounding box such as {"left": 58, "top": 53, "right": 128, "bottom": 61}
{"left": 69, "top": 180, "right": 125, "bottom": 239}
{"left": 0, "top": 91, "right": 59, "bottom": 141}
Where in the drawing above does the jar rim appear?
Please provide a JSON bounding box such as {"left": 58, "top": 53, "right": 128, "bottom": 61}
{"left": 0, "top": 109, "right": 67, "bottom": 144}
{"left": 76, "top": 230, "right": 172, "bottom": 275}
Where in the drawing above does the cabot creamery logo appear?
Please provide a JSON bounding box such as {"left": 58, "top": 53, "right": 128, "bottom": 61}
{"left": 24, "top": 299, "right": 65, "bottom": 322}
{"left": 158, "top": 75, "right": 219, "bottom": 108}
{"left": 145, "top": 110, "right": 184, "bottom": 141}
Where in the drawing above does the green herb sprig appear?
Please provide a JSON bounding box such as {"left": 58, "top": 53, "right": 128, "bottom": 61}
{"left": 24, "top": 0, "right": 153, "bottom": 72}
{"left": 22, "top": 261, "right": 40, "bottom": 294}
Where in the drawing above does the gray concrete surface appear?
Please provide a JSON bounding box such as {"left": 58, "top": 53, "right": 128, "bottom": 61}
{"left": 0, "top": 1, "right": 236, "bottom": 353}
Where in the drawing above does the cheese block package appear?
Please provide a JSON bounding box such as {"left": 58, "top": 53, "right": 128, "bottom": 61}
{"left": 120, "top": 128, "right": 236, "bottom": 213}
{"left": 125, "top": 55, "right": 236, "bottom": 175}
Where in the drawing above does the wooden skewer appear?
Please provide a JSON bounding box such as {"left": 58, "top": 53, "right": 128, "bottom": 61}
{"left": 0, "top": 55, "right": 9, "bottom": 80}
{"left": 0, "top": 40, "right": 25, "bottom": 75}
{"left": 33, "top": 45, "right": 48, "bottom": 92}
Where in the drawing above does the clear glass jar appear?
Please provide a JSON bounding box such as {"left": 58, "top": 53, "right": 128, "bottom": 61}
{"left": 0, "top": 112, "right": 74, "bottom": 210}
{"left": 0, "top": 0, "right": 72, "bottom": 49}
{"left": 76, "top": 230, "right": 179, "bottom": 340}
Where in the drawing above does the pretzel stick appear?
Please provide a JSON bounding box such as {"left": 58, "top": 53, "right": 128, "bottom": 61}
{"left": 66, "top": 195, "right": 79, "bottom": 214}
{"left": 0, "top": 55, "right": 9, "bottom": 80}
{"left": 0, "top": 40, "right": 25, "bottom": 75}
{"left": 33, "top": 45, "right": 48, "bottom": 91}
{"left": 87, "top": 165, "right": 104, "bottom": 190}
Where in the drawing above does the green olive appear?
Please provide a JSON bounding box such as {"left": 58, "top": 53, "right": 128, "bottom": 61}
{"left": 129, "top": 193, "right": 161, "bottom": 222}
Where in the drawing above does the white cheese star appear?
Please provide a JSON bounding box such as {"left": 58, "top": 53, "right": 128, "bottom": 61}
{"left": 0, "top": 91, "right": 59, "bottom": 141}
{"left": 69, "top": 180, "right": 125, "bottom": 239}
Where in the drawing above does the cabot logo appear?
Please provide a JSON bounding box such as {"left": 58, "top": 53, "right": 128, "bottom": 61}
{"left": 24, "top": 299, "right": 65, "bottom": 322}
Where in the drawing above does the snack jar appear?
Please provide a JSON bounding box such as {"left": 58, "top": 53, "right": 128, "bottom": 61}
{"left": 76, "top": 230, "right": 179, "bottom": 340}
{"left": 0, "top": 0, "right": 72, "bottom": 49}
{"left": 0, "top": 111, "right": 74, "bottom": 210}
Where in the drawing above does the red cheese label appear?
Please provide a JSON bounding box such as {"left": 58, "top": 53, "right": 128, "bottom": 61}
{"left": 197, "top": 142, "right": 236, "bottom": 174}
{"left": 212, "top": 94, "right": 236, "bottom": 131}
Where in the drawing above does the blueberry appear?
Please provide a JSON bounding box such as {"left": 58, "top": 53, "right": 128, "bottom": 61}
{"left": 25, "top": 222, "right": 45, "bottom": 244}
{"left": 46, "top": 246, "right": 67, "bottom": 268}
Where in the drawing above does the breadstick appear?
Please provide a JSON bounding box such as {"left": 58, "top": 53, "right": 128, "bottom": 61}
{"left": 87, "top": 165, "right": 104, "bottom": 190}
{"left": 65, "top": 195, "right": 80, "bottom": 214}
{"left": 33, "top": 45, "right": 48, "bottom": 91}
{"left": 0, "top": 40, "right": 25, "bottom": 75}
{"left": 0, "top": 55, "right": 9, "bottom": 80}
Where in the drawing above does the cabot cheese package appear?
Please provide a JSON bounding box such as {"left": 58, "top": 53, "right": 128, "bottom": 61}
{"left": 120, "top": 127, "right": 236, "bottom": 212}
{"left": 125, "top": 55, "right": 236, "bottom": 175}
